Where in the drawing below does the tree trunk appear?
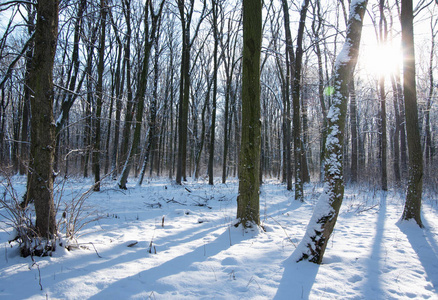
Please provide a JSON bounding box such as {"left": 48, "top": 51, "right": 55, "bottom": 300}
{"left": 118, "top": 0, "right": 164, "bottom": 189}
{"left": 390, "top": 74, "right": 401, "bottom": 183}
{"left": 378, "top": 0, "right": 388, "bottom": 191}
{"left": 111, "top": 28, "right": 125, "bottom": 180}
{"left": 349, "top": 81, "right": 358, "bottom": 183}
{"left": 194, "top": 76, "right": 211, "bottom": 180}
{"left": 292, "top": 0, "right": 310, "bottom": 202}
{"left": 236, "top": 0, "right": 262, "bottom": 228}
{"left": 400, "top": 0, "right": 423, "bottom": 227}
{"left": 222, "top": 73, "right": 231, "bottom": 183}
{"left": 19, "top": 3, "right": 35, "bottom": 176}
{"left": 138, "top": 13, "right": 163, "bottom": 186}
{"left": 294, "top": 0, "right": 367, "bottom": 264}
{"left": 281, "top": 0, "right": 294, "bottom": 191}
{"left": 379, "top": 77, "right": 388, "bottom": 191}
{"left": 424, "top": 17, "right": 436, "bottom": 174}
{"left": 27, "top": 0, "right": 59, "bottom": 239}
{"left": 208, "top": 0, "right": 219, "bottom": 186}
{"left": 221, "top": 13, "right": 238, "bottom": 184}
{"left": 119, "top": 0, "right": 133, "bottom": 168}
{"left": 92, "top": 0, "right": 108, "bottom": 191}
{"left": 310, "top": 0, "right": 328, "bottom": 183}
{"left": 176, "top": 0, "right": 191, "bottom": 184}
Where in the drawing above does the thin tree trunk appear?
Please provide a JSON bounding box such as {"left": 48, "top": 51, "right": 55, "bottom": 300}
{"left": 93, "top": 0, "right": 108, "bottom": 191}
{"left": 281, "top": 0, "right": 294, "bottom": 191}
{"left": 424, "top": 17, "right": 436, "bottom": 172}
{"left": 349, "top": 81, "right": 358, "bottom": 183}
{"left": 292, "top": 0, "right": 310, "bottom": 201}
{"left": 111, "top": 27, "right": 125, "bottom": 180}
{"left": 176, "top": 0, "right": 190, "bottom": 184}
{"left": 168, "top": 45, "right": 175, "bottom": 179}
{"left": 119, "top": 0, "right": 133, "bottom": 166}
{"left": 118, "top": 0, "right": 164, "bottom": 189}
{"left": 378, "top": 0, "right": 388, "bottom": 191}
{"left": 138, "top": 14, "right": 163, "bottom": 185}
{"left": 19, "top": 3, "right": 35, "bottom": 176}
{"left": 391, "top": 74, "right": 401, "bottom": 183}
{"left": 208, "top": 0, "right": 219, "bottom": 185}
{"left": 194, "top": 77, "right": 212, "bottom": 180}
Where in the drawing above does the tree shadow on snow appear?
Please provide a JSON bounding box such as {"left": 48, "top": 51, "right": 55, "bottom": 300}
{"left": 273, "top": 255, "right": 319, "bottom": 299}
{"left": 361, "top": 191, "right": 387, "bottom": 298}
{"left": 86, "top": 226, "right": 250, "bottom": 299}
{"left": 397, "top": 214, "right": 438, "bottom": 292}
{"left": 0, "top": 219, "right": 225, "bottom": 299}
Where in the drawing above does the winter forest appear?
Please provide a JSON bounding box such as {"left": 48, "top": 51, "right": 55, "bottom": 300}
{"left": 1, "top": 0, "right": 438, "bottom": 299}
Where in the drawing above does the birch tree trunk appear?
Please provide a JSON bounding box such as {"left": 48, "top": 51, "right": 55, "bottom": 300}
{"left": 293, "top": 0, "right": 367, "bottom": 264}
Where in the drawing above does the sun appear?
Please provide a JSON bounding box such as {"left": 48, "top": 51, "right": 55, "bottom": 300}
{"left": 360, "top": 43, "right": 402, "bottom": 78}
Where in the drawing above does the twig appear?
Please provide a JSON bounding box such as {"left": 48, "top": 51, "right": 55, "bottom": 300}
{"left": 356, "top": 203, "right": 379, "bottom": 214}
{"left": 87, "top": 242, "right": 102, "bottom": 258}
{"left": 246, "top": 276, "right": 261, "bottom": 289}
{"left": 30, "top": 262, "right": 43, "bottom": 290}
{"left": 188, "top": 194, "right": 209, "bottom": 200}
{"left": 269, "top": 216, "right": 297, "bottom": 247}
{"left": 166, "top": 198, "right": 187, "bottom": 206}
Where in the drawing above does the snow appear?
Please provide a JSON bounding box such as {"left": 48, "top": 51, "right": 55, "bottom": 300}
{"left": 1, "top": 176, "right": 438, "bottom": 299}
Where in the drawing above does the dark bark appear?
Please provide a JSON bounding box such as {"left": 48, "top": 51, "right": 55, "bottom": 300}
{"left": 208, "top": 0, "right": 220, "bottom": 186}
{"left": 281, "top": 0, "right": 293, "bottom": 191}
{"left": 349, "top": 81, "right": 358, "bottom": 183}
{"left": 138, "top": 7, "right": 164, "bottom": 186}
{"left": 110, "top": 16, "right": 125, "bottom": 179}
{"left": 27, "top": 0, "right": 59, "bottom": 239}
{"left": 378, "top": 0, "right": 388, "bottom": 191}
{"left": 390, "top": 74, "right": 401, "bottom": 183}
{"left": 176, "top": 0, "right": 190, "bottom": 185}
{"left": 118, "top": 0, "right": 164, "bottom": 189}
{"left": 424, "top": 17, "right": 436, "bottom": 171}
{"left": 19, "top": 3, "right": 35, "bottom": 176}
{"left": 292, "top": 0, "right": 310, "bottom": 201}
{"left": 236, "top": 0, "right": 262, "bottom": 228}
{"left": 119, "top": 0, "right": 133, "bottom": 167}
{"left": 400, "top": 0, "right": 423, "bottom": 227}
{"left": 92, "top": 0, "right": 108, "bottom": 191}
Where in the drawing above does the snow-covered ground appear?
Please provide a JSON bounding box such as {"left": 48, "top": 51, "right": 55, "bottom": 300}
{"left": 1, "top": 176, "right": 437, "bottom": 299}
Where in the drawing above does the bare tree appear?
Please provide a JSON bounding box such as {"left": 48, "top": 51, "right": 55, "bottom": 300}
{"left": 208, "top": 0, "right": 221, "bottom": 185}
{"left": 400, "top": 0, "right": 423, "bottom": 227}
{"left": 176, "top": 0, "right": 208, "bottom": 184}
{"left": 236, "top": 0, "right": 262, "bottom": 228}
{"left": 291, "top": 0, "right": 310, "bottom": 201}
{"left": 92, "top": 0, "right": 108, "bottom": 191}
{"left": 118, "top": 0, "right": 165, "bottom": 189}
{"left": 27, "top": 0, "right": 59, "bottom": 239}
